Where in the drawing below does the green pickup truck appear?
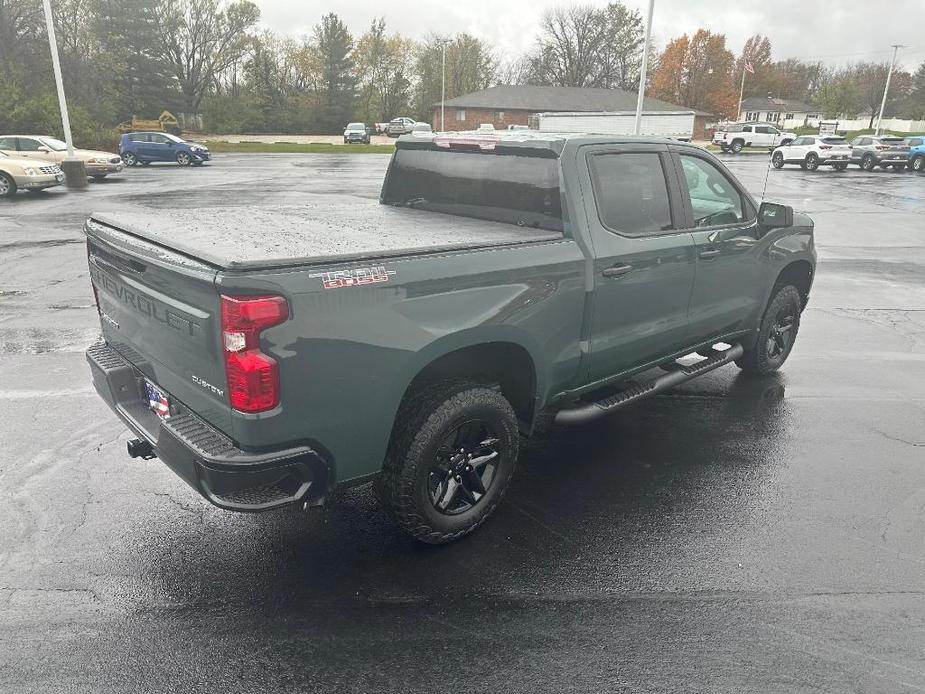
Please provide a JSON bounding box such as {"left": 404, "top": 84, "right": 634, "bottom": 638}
{"left": 85, "top": 132, "right": 815, "bottom": 543}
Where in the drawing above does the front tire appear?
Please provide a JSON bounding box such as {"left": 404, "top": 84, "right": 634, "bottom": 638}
{"left": 377, "top": 380, "right": 520, "bottom": 544}
{"left": 0, "top": 172, "right": 16, "bottom": 197}
{"left": 861, "top": 153, "right": 876, "bottom": 171}
{"left": 771, "top": 152, "right": 784, "bottom": 168}
{"left": 736, "top": 285, "right": 803, "bottom": 376}
{"left": 176, "top": 151, "right": 192, "bottom": 166}
{"left": 912, "top": 155, "right": 925, "bottom": 173}
{"left": 805, "top": 153, "right": 819, "bottom": 171}
{"left": 122, "top": 152, "right": 138, "bottom": 167}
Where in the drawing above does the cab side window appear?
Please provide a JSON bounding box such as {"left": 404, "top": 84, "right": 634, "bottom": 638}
{"left": 679, "top": 154, "right": 753, "bottom": 228}
{"left": 17, "top": 138, "right": 41, "bottom": 151}
{"left": 589, "top": 152, "right": 674, "bottom": 237}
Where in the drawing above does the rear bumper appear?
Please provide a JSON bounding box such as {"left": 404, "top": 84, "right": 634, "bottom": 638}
{"left": 87, "top": 342, "right": 328, "bottom": 512}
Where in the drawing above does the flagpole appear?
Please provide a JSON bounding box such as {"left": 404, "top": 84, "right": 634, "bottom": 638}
{"left": 737, "top": 65, "right": 747, "bottom": 121}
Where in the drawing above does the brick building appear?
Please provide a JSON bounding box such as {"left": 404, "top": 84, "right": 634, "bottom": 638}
{"left": 432, "top": 85, "right": 691, "bottom": 132}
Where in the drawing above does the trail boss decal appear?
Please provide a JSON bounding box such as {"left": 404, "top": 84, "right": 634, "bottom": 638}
{"left": 309, "top": 266, "right": 396, "bottom": 289}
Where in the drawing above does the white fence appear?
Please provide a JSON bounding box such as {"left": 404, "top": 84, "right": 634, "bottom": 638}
{"left": 783, "top": 117, "right": 925, "bottom": 133}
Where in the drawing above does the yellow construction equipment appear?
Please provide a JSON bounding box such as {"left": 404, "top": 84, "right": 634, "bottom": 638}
{"left": 117, "top": 111, "right": 181, "bottom": 135}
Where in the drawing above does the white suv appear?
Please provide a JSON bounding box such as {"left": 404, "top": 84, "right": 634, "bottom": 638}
{"left": 771, "top": 136, "right": 851, "bottom": 171}
{"left": 712, "top": 123, "right": 796, "bottom": 153}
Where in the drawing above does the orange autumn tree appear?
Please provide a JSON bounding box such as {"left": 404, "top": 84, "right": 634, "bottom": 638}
{"left": 650, "top": 29, "right": 738, "bottom": 120}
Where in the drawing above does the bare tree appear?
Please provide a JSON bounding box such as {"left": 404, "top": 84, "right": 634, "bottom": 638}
{"left": 154, "top": 0, "right": 260, "bottom": 114}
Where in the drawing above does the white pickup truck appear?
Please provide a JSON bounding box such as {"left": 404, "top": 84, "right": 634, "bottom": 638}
{"left": 712, "top": 123, "right": 796, "bottom": 153}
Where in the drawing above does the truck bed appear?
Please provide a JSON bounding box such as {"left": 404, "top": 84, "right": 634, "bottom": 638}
{"left": 89, "top": 201, "right": 563, "bottom": 271}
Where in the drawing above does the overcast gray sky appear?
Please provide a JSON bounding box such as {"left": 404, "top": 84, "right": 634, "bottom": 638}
{"left": 257, "top": 0, "right": 924, "bottom": 71}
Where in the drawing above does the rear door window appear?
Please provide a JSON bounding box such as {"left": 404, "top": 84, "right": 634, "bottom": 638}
{"left": 588, "top": 152, "right": 674, "bottom": 237}
{"left": 17, "top": 137, "right": 42, "bottom": 151}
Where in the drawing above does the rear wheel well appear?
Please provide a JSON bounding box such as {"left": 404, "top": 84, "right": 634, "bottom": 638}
{"left": 402, "top": 343, "right": 537, "bottom": 430}
{"left": 774, "top": 260, "right": 813, "bottom": 307}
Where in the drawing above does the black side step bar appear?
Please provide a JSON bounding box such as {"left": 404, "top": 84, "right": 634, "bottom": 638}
{"left": 554, "top": 343, "right": 744, "bottom": 425}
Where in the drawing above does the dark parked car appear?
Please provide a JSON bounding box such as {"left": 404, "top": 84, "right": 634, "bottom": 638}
{"left": 119, "top": 132, "right": 211, "bottom": 167}
{"left": 85, "top": 132, "right": 815, "bottom": 544}
{"left": 849, "top": 135, "right": 910, "bottom": 171}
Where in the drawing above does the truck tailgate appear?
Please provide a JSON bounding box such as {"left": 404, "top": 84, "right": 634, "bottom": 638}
{"left": 86, "top": 219, "right": 232, "bottom": 435}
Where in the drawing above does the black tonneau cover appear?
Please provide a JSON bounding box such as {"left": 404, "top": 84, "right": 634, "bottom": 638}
{"left": 88, "top": 200, "right": 563, "bottom": 271}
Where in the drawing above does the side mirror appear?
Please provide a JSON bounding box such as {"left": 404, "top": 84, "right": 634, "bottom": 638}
{"left": 758, "top": 201, "right": 793, "bottom": 230}
{"left": 37, "top": 145, "right": 50, "bottom": 153}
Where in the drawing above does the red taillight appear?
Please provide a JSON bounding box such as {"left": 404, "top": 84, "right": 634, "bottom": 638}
{"left": 875, "top": 145, "right": 889, "bottom": 150}
{"left": 220, "top": 295, "right": 289, "bottom": 413}
{"left": 819, "top": 145, "right": 832, "bottom": 150}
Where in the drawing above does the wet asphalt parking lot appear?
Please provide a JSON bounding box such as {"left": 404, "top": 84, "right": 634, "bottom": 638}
{"left": 1, "top": 153, "right": 924, "bottom": 693}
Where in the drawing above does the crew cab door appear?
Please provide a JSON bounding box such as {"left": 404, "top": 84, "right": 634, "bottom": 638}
{"left": 577, "top": 143, "right": 696, "bottom": 382}
{"left": 670, "top": 148, "right": 765, "bottom": 343}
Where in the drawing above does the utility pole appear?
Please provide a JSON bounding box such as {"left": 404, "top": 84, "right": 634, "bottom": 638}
{"left": 441, "top": 41, "right": 446, "bottom": 132}
{"left": 633, "top": 0, "right": 655, "bottom": 135}
{"left": 875, "top": 44, "right": 903, "bottom": 136}
{"left": 737, "top": 67, "right": 747, "bottom": 121}
{"left": 41, "top": 0, "right": 86, "bottom": 188}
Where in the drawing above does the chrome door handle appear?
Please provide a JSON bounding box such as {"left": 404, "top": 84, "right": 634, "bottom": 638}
{"left": 699, "top": 249, "right": 721, "bottom": 259}
{"left": 602, "top": 263, "right": 634, "bottom": 278}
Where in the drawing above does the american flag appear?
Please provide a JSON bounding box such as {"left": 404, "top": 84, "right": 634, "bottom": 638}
{"left": 745, "top": 60, "right": 755, "bottom": 74}
{"left": 146, "top": 383, "right": 171, "bottom": 418}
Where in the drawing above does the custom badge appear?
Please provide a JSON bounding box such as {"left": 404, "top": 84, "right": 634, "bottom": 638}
{"left": 309, "top": 266, "right": 396, "bottom": 289}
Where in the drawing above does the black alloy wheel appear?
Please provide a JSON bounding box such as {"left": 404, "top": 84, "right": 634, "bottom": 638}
{"left": 771, "top": 151, "right": 784, "bottom": 168}
{"left": 428, "top": 420, "right": 501, "bottom": 515}
{"left": 766, "top": 304, "right": 798, "bottom": 364}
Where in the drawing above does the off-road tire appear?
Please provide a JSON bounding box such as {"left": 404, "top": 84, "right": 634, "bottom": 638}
{"left": 736, "top": 285, "right": 802, "bottom": 376}
{"left": 771, "top": 151, "right": 784, "bottom": 168}
{"left": 377, "top": 379, "right": 519, "bottom": 544}
{"left": 730, "top": 140, "right": 744, "bottom": 153}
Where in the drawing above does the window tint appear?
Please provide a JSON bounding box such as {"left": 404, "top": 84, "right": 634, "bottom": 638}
{"left": 0, "top": 137, "right": 15, "bottom": 149}
{"left": 17, "top": 138, "right": 42, "bottom": 151}
{"left": 742, "top": 125, "right": 753, "bottom": 132}
{"left": 150, "top": 134, "right": 169, "bottom": 144}
{"left": 679, "top": 155, "right": 750, "bottom": 228}
{"left": 129, "top": 133, "right": 147, "bottom": 142}
{"left": 755, "top": 126, "right": 773, "bottom": 134}
{"left": 860, "top": 138, "right": 872, "bottom": 145}
{"left": 791, "top": 137, "right": 806, "bottom": 146}
{"left": 382, "top": 148, "right": 562, "bottom": 231}
{"left": 589, "top": 152, "right": 673, "bottom": 236}
{"left": 821, "top": 137, "right": 846, "bottom": 144}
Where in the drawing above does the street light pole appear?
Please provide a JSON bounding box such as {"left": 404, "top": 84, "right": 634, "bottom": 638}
{"left": 875, "top": 44, "right": 903, "bottom": 136}
{"left": 441, "top": 41, "right": 446, "bottom": 132}
{"left": 41, "top": 0, "right": 86, "bottom": 188}
{"left": 633, "top": 0, "right": 655, "bottom": 135}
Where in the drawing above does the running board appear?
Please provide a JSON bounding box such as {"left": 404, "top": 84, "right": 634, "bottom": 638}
{"left": 554, "top": 343, "right": 744, "bottom": 425}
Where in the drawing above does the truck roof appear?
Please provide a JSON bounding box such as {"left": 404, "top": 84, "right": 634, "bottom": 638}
{"left": 398, "top": 130, "right": 702, "bottom": 156}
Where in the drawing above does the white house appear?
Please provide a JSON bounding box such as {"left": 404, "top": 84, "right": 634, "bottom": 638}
{"left": 740, "top": 96, "right": 820, "bottom": 129}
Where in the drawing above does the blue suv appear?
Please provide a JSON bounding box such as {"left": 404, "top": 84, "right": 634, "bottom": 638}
{"left": 119, "top": 132, "right": 211, "bottom": 167}
{"left": 906, "top": 137, "right": 925, "bottom": 173}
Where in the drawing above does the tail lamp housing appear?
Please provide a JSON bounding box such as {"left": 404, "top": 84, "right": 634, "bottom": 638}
{"left": 220, "top": 294, "right": 289, "bottom": 413}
